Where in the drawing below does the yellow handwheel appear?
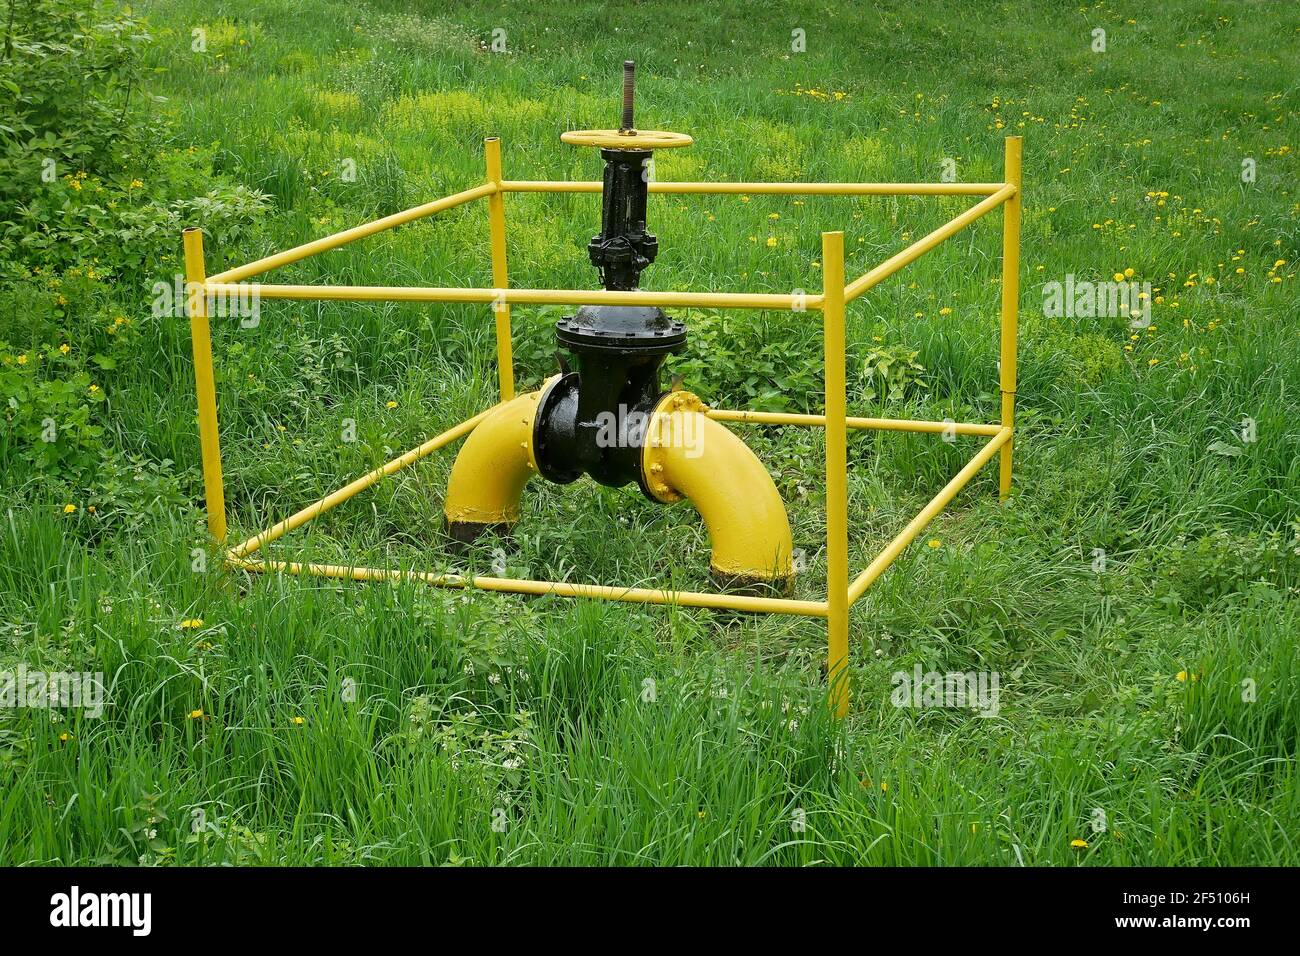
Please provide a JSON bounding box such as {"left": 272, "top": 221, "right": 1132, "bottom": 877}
{"left": 562, "top": 61, "right": 692, "bottom": 151}
{"left": 561, "top": 129, "right": 693, "bottom": 150}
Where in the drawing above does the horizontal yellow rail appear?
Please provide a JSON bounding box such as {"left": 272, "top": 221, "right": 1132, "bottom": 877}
{"left": 844, "top": 183, "right": 1016, "bottom": 302}
{"left": 205, "top": 282, "right": 817, "bottom": 311}
{"left": 207, "top": 179, "right": 1011, "bottom": 291}
{"left": 847, "top": 427, "right": 1011, "bottom": 605}
{"left": 209, "top": 183, "right": 497, "bottom": 284}
{"left": 706, "top": 409, "right": 1002, "bottom": 437}
{"left": 228, "top": 556, "right": 829, "bottom": 617}
{"left": 229, "top": 409, "right": 491, "bottom": 559}
{"left": 503, "top": 181, "right": 1007, "bottom": 197}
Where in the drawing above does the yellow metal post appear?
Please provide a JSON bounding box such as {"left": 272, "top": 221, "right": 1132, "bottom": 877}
{"left": 999, "top": 136, "right": 1022, "bottom": 499}
{"left": 823, "top": 231, "right": 849, "bottom": 717}
{"left": 485, "top": 137, "right": 515, "bottom": 401}
{"left": 183, "top": 227, "right": 227, "bottom": 541}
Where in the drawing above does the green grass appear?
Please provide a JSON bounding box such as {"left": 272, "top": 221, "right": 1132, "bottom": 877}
{"left": 2, "top": 0, "right": 1299, "bottom": 864}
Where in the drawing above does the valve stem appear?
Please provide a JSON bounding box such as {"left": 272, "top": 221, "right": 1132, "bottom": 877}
{"left": 620, "top": 60, "right": 636, "bottom": 133}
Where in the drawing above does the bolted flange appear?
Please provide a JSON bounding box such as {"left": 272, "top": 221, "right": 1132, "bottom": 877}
{"left": 641, "top": 390, "right": 708, "bottom": 503}
{"left": 556, "top": 304, "right": 685, "bottom": 355}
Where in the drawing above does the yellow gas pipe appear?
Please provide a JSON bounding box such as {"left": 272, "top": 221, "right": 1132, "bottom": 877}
{"left": 642, "top": 391, "right": 793, "bottom": 590}
{"left": 443, "top": 384, "right": 794, "bottom": 591}
{"left": 443, "top": 386, "right": 547, "bottom": 539}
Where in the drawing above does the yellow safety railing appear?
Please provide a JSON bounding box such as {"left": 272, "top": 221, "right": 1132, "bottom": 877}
{"left": 183, "top": 135, "right": 1024, "bottom": 719}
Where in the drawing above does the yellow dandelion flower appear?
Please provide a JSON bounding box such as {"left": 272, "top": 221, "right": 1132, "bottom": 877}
{"left": 927, "top": 539, "right": 941, "bottom": 549}
{"left": 1071, "top": 839, "right": 1089, "bottom": 848}
{"left": 1176, "top": 670, "right": 1187, "bottom": 682}
{"left": 386, "top": 400, "right": 398, "bottom": 408}
{"left": 63, "top": 504, "right": 77, "bottom": 514}
{"left": 179, "top": 618, "right": 204, "bottom": 630}
{"left": 188, "top": 708, "right": 205, "bottom": 719}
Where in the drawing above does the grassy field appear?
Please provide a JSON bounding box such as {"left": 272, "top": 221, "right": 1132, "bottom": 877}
{"left": 2, "top": 0, "right": 1298, "bottom": 865}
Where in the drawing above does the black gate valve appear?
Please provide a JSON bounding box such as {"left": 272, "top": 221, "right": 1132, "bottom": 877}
{"left": 533, "top": 61, "right": 687, "bottom": 497}
{"left": 445, "top": 61, "right": 793, "bottom": 592}
{"left": 586, "top": 63, "right": 658, "bottom": 290}
{"left": 533, "top": 305, "right": 685, "bottom": 494}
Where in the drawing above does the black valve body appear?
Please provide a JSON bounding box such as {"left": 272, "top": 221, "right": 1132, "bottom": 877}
{"left": 533, "top": 305, "right": 685, "bottom": 495}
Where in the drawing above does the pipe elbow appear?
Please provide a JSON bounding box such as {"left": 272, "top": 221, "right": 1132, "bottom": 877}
{"left": 642, "top": 393, "right": 794, "bottom": 592}
{"left": 444, "top": 387, "right": 546, "bottom": 542}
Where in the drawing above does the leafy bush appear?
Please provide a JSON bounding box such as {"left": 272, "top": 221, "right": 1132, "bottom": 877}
{"left": 0, "top": 0, "right": 269, "bottom": 516}
{"left": 0, "top": 0, "right": 160, "bottom": 218}
{"left": 0, "top": 343, "right": 106, "bottom": 479}
{"left": 858, "top": 344, "right": 928, "bottom": 403}
{"left": 1153, "top": 526, "right": 1300, "bottom": 611}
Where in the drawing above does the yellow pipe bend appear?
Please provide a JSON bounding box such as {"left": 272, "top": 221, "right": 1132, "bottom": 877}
{"left": 642, "top": 392, "right": 795, "bottom": 592}
{"left": 444, "top": 382, "right": 551, "bottom": 540}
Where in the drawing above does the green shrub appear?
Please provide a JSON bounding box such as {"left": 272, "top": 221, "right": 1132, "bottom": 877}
{"left": 858, "top": 344, "right": 929, "bottom": 403}
{"left": 0, "top": 0, "right": 160, "bottom": 218}
{"left": 0, "top": 0, "right": 268, "bottom": 511}
{"left": 1153, "top": 526, "right": 1300, "bottom": 612}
